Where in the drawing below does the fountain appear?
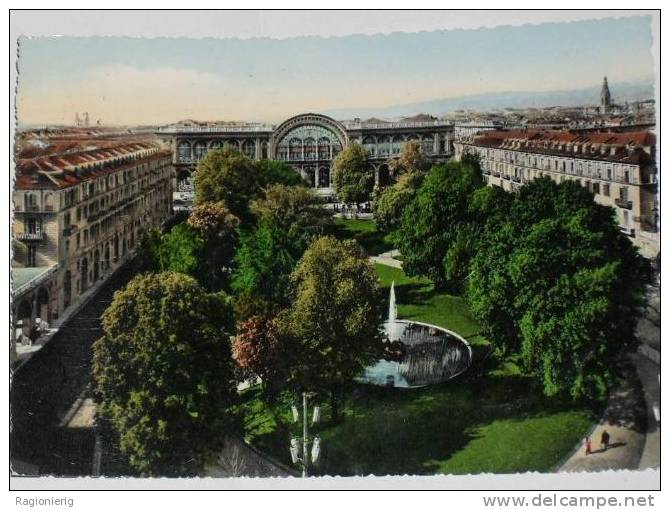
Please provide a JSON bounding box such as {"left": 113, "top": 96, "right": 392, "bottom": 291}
{"left": 357, "top": 282, "right": 473, "bottom": 388}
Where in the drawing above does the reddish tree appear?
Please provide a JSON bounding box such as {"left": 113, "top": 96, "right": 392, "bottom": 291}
{"left": 231, "top": 315, "right": 283, "bottom": 400}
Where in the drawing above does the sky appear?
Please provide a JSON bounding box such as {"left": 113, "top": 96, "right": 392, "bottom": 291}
{"left": 16, "top": 15, "right": 654, "bottom": 126}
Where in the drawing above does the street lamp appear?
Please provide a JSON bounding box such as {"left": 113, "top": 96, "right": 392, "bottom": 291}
{"left": 289, "top": 391, "right": 321, "bottom": 477}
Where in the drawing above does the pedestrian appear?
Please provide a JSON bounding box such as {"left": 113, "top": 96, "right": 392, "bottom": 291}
{"left": 600, "top": 430, "right": 610, "bottom": 451}
{"left": 584, "top": 436, "right": 592, "bottom": 455}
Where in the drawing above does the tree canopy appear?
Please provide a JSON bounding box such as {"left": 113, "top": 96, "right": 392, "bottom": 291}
{"left": 467, "top": 177, "right": 644, "bottom": 400}
{"left": 395, "top": 160, "right": 484, "bottom": 292}
{"left": 193, "top": 147, "right": 261, "bottom": 222}
{"left": 232, "top": 315, "right": 284, "bottom": 401}
{"left": 277, "top": 236, "right": 382, "bottom": 421}
{"left": 332, "top": 143, "right": 374, "bottom": 205}
{"left": 388, "top": 139, "right": 430, "bottom": 178}
{"left": 250, "top": 183, "right": 332, "bottom": 251}
{"left": 373, "top": 170, "right": 425, "bottom": 234}
{"left": 255, "top": 159, "right": 307, "bottom": 188}
{"left": 231, "top": 224, "right": 297, "bottom": 316}
{"left": 92, "top": 272, "right": 238, "bottom": 475}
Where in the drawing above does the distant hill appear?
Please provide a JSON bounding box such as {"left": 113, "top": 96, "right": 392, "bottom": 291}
{"left": 324, "top": 80, "right": 655, "bottom": 120}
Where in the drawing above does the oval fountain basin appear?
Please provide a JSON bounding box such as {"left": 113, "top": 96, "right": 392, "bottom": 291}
{"left": 357, "top": 320, "right": 472, "bottom": 388}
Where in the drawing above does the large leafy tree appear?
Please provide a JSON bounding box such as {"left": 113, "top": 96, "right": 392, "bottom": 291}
{"left": 468, "top": 178, "right": 644, "bottom": 400}
{"left": 157, "top": 223, "right": 204, "bottom": 279}
{"left": 332, "top": 143, "right": 374, "bottom": 206}
{"left": 187, "top": 201, "right": 240, "bottom": 290}
{"left": 255, "top": 159, "right": 306, "bottom": 188}
{"left": 278, "top": 236, "right": 382, "bottom": 421}
{"left": 373, "top": 171, "right": 425, "bottom": 234}
{"left": 193, "top": 147, "right": 261, "bottom": 222}
{"left": 250, "top": 184, "right": 332, "bottom": 252}
{"left": 396, "top": 160, "right": 483, "bottom": 292}
{"left": 231, "top": 225, "right": 297, "bottom": 317}
{"left": 388, "top": 139, "right": 430, "bottom": 178}
{"left": 231, "top": 315, "right": 284, "bottom": 402}
{"left": 92, "top": 272, "right": 238, "bottom": 475}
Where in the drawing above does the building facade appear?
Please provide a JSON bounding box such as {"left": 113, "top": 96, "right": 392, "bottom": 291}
{"left": 454, "top": 129, "right": 659, "bottom": 258}
{"left": 157, "top": 112, "right": 455, "bottom": 196}
{"left": 12, "top": 141, "right": 174, "bottom": 353}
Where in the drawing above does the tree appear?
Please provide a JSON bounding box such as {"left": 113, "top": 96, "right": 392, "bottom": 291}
{"left": 467, "top": 178, "right": 645, "bottom": 400}
{"left": 250, "top": 184, "right": 332, "bottom": 252}
{"left": 278, "top": 236, "right": 382, "bottom": 421}
{"left": 396, "top": 160, "right": 483, "bottom": 292}
{"left": 232, "top": 315, "right": 284, "bottom": 401}
{"left": 157, "top": 223, "right": 204, "bottom": 279}
{"left": 231, "top": 225, "right": 297, "bottom": 316}
{"left": 193, "top": 147, "right": 261, "bottom": 222}
{"left": 255, "top": 159, "right": 306, "bottom": 188}
{"left": 187, "top": 202, "right": 240, "bottom": 290}
{"left": 92, "top": 272, "right": 238, "bottom": 475}
{"left": 187, "top": 201, "right": 240, "bottom": 239}
{"left": 332, "top": 143, "right": 374, "bottom": 206}
{"left": 373, "top": 171, "right": 425, "bottom": 234}
{"left": 388, "top": 139, "right": 430, "bottom": 178}
{"left": 135, "top": 227, "right": 163, "bottom": 272}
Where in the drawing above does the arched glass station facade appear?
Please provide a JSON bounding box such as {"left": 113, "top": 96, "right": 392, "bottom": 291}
{"left": 160, "top": 112, "right": 454, "bottom": 195}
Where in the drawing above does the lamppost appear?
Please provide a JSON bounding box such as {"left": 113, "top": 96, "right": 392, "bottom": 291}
{"left": 289, "top": 391, "right": 321, "bottom": 477}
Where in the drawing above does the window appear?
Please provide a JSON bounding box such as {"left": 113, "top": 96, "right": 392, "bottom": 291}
{"left": 593, "top": 183, "right": 600, "bottom": 195}
{"left": 26, "top": 217, "right": 38, "bottom": 234}
{"left": 27, "top": 245, "right": 37, "bottom": 267}
{"left": 76, "top": 233, "right": 81, "bottom": 249}
{"left": 603, "top": 184, "right": 610, "bottom": 197}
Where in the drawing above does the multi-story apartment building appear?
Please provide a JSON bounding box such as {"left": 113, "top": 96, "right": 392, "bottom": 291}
{"left": 12, "top": 140, "right": 174, "bottom": 354}
{"left": 157, "top": 112, "right": 455, "bottom": 196}
{"left": 454, "top": 129, "right": 659, "bottom": 258}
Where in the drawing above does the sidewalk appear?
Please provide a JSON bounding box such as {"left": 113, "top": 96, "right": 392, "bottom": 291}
{"left": 559, "top": 349, "right": 659, "bottom": 474}
{"left": 558, "top": 356, "right": 647, "bottom": 473}
{"left": 370, "top": 249, "right": 403, "bottom": 269}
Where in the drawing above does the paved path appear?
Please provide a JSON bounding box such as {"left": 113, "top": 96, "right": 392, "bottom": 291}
{"left": 204, "top": 436, "right": 297, "bottom": 478}
{"left": 370, "top": 249, "right": 403, "bottom": 269}
{"left": 559, "top": 282, "right": 660, "bottom": 474}
{"left": 559, "top": 357, "right": 647, "bottom": 473}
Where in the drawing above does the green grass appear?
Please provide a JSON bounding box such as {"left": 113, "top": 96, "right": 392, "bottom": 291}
{"left": 238, "top": 223, "right": 596, "bottom": 476}
{"left": 330, "top": 217, "right": 394, "bottom": 256}
{"left": 240, "top": 376, "right": 595, "bottom": 476}
{"left": 375, "top": 263, "right": 486, "bottom": 347}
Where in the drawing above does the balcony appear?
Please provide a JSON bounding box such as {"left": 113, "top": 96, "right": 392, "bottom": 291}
{"left": 62, "top": 225, "right": 76, "bottom": 237}
{"left": 503, "top": 175, "right": 511, "bottom": 181}
{"left": 17, "top": 230, "right": 43, "bottom": 241}
{"left": 614, "top": 198, "right": 633, "bottom": 210}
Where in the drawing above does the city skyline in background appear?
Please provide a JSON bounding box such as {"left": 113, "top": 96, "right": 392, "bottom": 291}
{"left": 16, "top": 15, "right": 654, "bottom": 126}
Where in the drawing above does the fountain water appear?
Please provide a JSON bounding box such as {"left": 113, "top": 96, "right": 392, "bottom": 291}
{"left": 384, "top": 281, "right": 399, "bottom": 342}
{"left": 358, "top": 281, "right": 473, "bottom": 388}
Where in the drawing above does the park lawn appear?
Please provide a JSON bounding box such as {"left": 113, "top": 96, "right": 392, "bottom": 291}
{"left": 331, "top": 217, "right": 394, "bottom": 256}
{"left": 374, "top": 263, "right": 487, "bottom": 347}
{"left": 238, "top": 262, "right": 595, "bottom": 476}
{"left": 239, "top": 376, "right": 595, "bottom": 476}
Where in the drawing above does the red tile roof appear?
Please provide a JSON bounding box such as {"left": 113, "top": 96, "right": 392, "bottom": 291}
{"left": 15, "top": 142, "right": 171, "bottom": 190}
{"left": 465, "top": 129, "right": 655, "bottom": 164}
